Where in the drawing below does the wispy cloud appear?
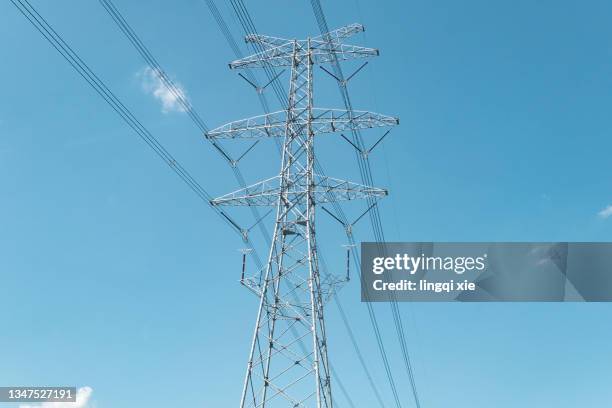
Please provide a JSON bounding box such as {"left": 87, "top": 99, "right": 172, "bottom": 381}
{"left": 19, "top": 386, "right": 93, "bottom": 408}
{"left": 138, "top": 66, "right": 187, "bottom": 114}
{"left": 598, "top": 205, "right": 612, "bottom": 219}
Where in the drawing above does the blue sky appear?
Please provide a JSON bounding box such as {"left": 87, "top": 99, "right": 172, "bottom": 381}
{"left": 1, "top": 0, "right": 612, "bottom": 407}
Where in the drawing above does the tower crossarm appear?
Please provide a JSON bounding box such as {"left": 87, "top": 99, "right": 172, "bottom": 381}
{"left": 244, "top": 24, "right": 364, "bottom": 50}
{"left": 309, "top": 41, "right": 379, "bottom": 63}
{"left": 205, "top": 108, "right": 399, "bottom": 139}
{"left": 244, "top": 33, "right": 291, "bottom": 48}
{"left": 312, "top": 23, "right": 365, "bottom": 44}
{"left": 211, "top": 174, "right": 387, "bottom": 207}
{"left": 229, "top": 40, "right": 378, "bottom": 69}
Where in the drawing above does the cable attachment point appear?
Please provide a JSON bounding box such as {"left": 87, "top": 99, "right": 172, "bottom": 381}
{"left": 320, "top": 62, "right": 368, "bottom": 87}
{"left": 238, "top": 70, "right": 285, "bottom": 94}
{"left": 241, "top": 208, "right": 274, "bottom": 242}
{"left": 230, "top": 140, "right": 260, "bottom": 167}
{"left": 321, "top": 202, "right": 378, "bottom": 236}
{"left": 340, "top": 129, "right": 392, "bottom": 159}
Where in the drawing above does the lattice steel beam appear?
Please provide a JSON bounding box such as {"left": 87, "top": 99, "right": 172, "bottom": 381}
{"left": 211, "top": 174, "right": 387, "bottom": 206}
{"left": 229, "top": 39, "right": 379, "bottom": 69}
{"left": 205, "top": 109, "right": 398, "bottom": 139}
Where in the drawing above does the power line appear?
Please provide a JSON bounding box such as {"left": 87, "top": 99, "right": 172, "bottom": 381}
{"left": 8, "top": 0, "right": 265, "bottom": 268}
{"left": 97, "top": 0, "right": 278, "bottom": 268}
{"left": 228, "top": 0, "right": 289, "bottom": 107}
{"left": 309, "top": 2, "right": 423, "bottom": 407}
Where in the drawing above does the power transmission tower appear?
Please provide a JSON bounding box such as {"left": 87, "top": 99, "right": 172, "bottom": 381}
{"left": 206, "top": 23, "right": 398, "bottom": 408}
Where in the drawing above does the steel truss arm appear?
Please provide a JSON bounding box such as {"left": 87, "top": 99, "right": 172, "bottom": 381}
{"left": 244, "top": 24, "right": 364, "bottom": 50}
{"left": 211, "top": 174, "right": 387, "bottom": 207}
{"left": 205, "top": 108, "right": 399, "bottom": 139}
{"left": 229, "top": 40, "right": 378, "bottom": 69}
{"left": 244, "top": 33, "right": 291, "bottom": 48}
{"left": 312, "top": 23, "right": 365, "bottom": 43}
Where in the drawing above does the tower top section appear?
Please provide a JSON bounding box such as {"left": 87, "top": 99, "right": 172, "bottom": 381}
{"left": 229, "top": 23, "right": 379, "bottom": 69}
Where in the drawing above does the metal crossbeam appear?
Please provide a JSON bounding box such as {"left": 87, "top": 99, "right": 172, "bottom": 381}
{"left": 245, "top": 33, "right": 292, "bottom": 48}
{"left": 205, "top": 109, "right": 398, "bottom": 139}
{"left": 230, "top": 39, "right": 379, "bottom": 69}
{"left": 211, "top": 174, "right": 387, "bottom": 206}
{"left": 246, "top": 24, "right": 364, "bottom": 50}
{"left": 312, "top": 23, "right": 365, "bottom": 43}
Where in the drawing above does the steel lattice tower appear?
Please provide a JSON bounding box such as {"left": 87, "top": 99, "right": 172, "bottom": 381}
{"left": 206, "top": 24, "right": 398, "bottom": 408}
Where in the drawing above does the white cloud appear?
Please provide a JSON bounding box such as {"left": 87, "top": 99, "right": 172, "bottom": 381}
{"left": 598, "top": 205, "right": 612, "bottom": 219}
{"left": 138, "top": 66, "right": 187, "bottom": 114}
{"left": 19, "top": 386, "right": 93, "bottom": 408}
